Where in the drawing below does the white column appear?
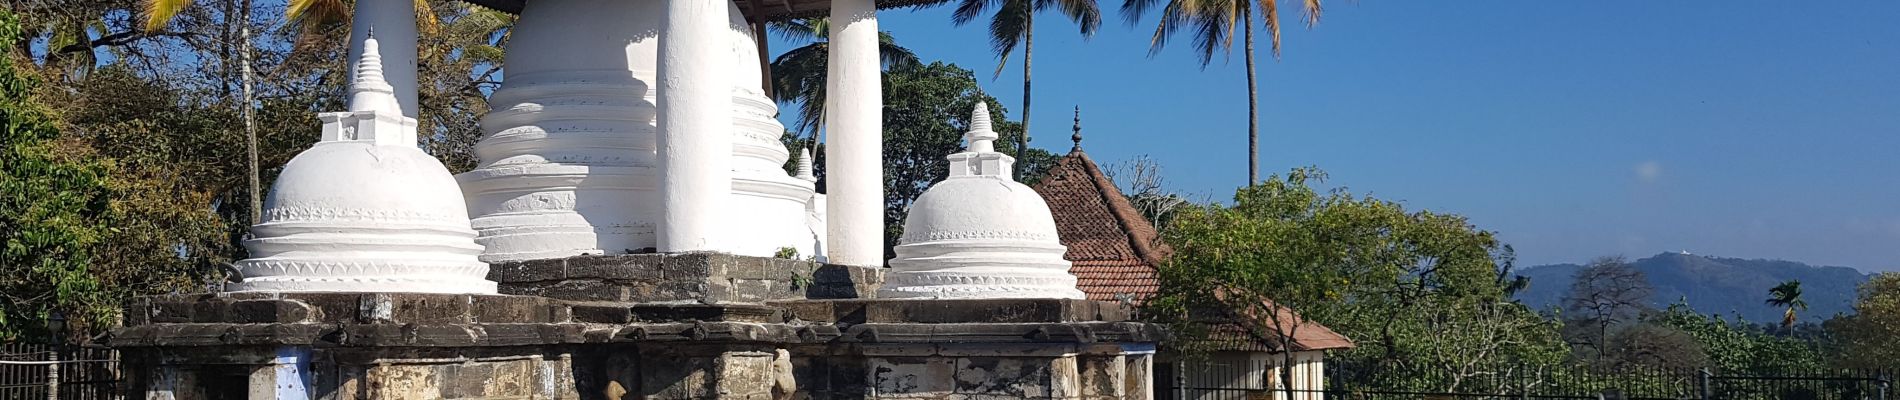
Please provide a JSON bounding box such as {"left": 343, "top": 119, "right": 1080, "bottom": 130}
{"left": 347, "top": 0, "right": 418, "bottom": 118}
{"left": 656, "top": 0, "right": 734, "bottom": 252}
{"left": 825, "top": 0, "right": 883, "bottom": 266}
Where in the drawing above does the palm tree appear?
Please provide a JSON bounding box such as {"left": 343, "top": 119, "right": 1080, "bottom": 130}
{"left": 1766, "top": 280, "right": 1808, "bottom": 336}
{"left": 946, "top": 0, "right": 1101, "bottom": 179}
{"left": 769, "top": 18, "right": 921, "bottom": 142}
{"left": 1121, "top": 0, "right": 1320, "bottom": 183}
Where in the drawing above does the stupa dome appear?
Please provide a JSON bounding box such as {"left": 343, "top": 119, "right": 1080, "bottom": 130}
{"left": 229, "top": 36, "right": 494, "bottom": 293}
{"left": 879, "top": 103, "right": 1085, "bottom": 300}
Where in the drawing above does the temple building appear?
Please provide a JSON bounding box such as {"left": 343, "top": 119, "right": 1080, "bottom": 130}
{"left": 1033, "top": 112, "right": 1353, "bottom": 399}
{"left": 108, "top": 3, "right": 1162, "bottom": 391}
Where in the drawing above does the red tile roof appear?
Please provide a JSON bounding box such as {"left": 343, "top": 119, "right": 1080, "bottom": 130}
{"left": 1032, "top": 148, "right": 1352, "bottom": 352}
{"left": 1032, "top": 150, "right": 1169, "bottom": 302}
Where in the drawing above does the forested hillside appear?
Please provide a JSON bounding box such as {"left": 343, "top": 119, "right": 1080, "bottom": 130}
{"left": 1516, "top": 253, "right": 1870, "bottom": 323}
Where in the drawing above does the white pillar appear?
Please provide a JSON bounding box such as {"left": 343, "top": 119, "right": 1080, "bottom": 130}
{"left": 825, "top": 0, "right": 883, "bottom": 266}
{"left": 656, "top": 0, "right": 734, "bottom": 252}
{"left": 347, "top": 0, "right": 417, "bottom": 118}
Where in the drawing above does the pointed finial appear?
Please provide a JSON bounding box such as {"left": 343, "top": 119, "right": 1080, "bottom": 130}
{"left": 966, "top": 102, "right": 997, "bottom": 153}
{"left": 1071, "top": 105, "right": 1082, "bottom": 152}
{"left": 348, "top": 33, "right": 399, "bottom": 114}
{"left": 795, "top": 148, "right": 817, "bottom": 182}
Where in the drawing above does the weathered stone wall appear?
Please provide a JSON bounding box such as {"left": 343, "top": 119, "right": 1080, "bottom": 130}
{"left": 488, "top": 253, "right": 882, "bottom": 303}
{"left": 789, "top": 343, "right": 1155, "bottom": 400}
{"left": 122, "top": 346, "right": 580, "bottom": 400}
{"left": 112, "top": 285, "right": 1162, "bottom": 399}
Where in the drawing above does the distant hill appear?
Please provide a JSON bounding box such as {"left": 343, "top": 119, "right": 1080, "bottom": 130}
{"left": 1513, "top": 253, "right": 1871, "bottom": 324}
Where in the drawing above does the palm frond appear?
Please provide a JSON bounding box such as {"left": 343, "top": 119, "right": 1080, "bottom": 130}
{"left": 953, "top": 0, "right": 998, "bottom": 26}
{"left": 140, "top": 0, "right": 195, "bottom": 32}
{"left": 771, "top": 18, "right": 827, "bottom": 42}
{"left": 985, "top": 0, "right": 1029, "bottom": 76}
{"left": 1048, "top": 0, "right": 1102, "bottom": 37}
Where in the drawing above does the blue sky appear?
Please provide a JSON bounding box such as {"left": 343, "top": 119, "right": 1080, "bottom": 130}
{"left": 772, "top": 1, "right": 1900, "bottom": 271}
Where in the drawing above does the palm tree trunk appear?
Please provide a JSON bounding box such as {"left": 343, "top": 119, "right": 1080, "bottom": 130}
{"left": 240, "top": 0, "right": 260, "bottom": 225}
{"left": 1016, "top": 8, "right": 1033, "bottom": 179}
{"left": 1243, "top": 11, "right": 1259, "bottom": 184}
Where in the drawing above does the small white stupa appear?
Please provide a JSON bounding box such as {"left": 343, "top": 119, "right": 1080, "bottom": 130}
{"left": 878, "top": 103, "right": 1085, "bottom": 300}
{"left": 227, "top": 34, "right": 495, "bottom": 294}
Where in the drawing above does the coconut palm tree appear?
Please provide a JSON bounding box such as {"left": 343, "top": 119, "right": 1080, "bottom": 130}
{"left": 769, "top": 18, "right": 921, "bottom": 142}
{"left": 946, "top": 0, "right": 1101, "bottom": 178}
{"left": 1121, "top": 0, "right": 1319, "bottom": 183}
{"left": 1767, "top": 280, "right": 1808, "bottom": 336}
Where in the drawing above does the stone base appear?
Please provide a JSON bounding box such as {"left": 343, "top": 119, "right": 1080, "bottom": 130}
{"left": 487, "top": 253, "right": 883, "bottom": 303}
{"left": 112, "top": 294, "right": 1160, "bottom": 399}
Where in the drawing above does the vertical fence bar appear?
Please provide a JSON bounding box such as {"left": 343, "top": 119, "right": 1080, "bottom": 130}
{"left": 44, "top": 348, "right": 58, "bottom": 400}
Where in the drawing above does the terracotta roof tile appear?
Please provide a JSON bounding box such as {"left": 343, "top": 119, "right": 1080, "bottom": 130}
{"left": 1032, "top": 150, "right": 1169, "bottom": 302}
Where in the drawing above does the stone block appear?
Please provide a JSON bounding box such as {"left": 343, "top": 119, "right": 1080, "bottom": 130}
{"left": 1124, "top": 353, "right": 1155, "bottom": 400}
{"left": 538, "top": 280, "right": 630, "bottom": 302}
{"left": 227, "top": 299, "right": 314, "bottom": 324}
{"left": 1077, "top": 355, "right": 1128, "bottom": 399}
{"left": 1049, "top": 356, "right": 1083, "bottom": 399}
{"left": 569, "top": 303, "right": 634, "bottom": 324}
{"left": 660, "top": 252, "right": 719, "bottom": 280}
{"left": 386, "top": 293, "right": 474, "bottom": 324}
{"left": 954, "top": 357, "right": 1054, "bottom": 398}
{"left": 487, "top": 259, "right": 565, "bottom": 283}
{"left": 629, "top": 303, "right": 780, "bottom": 323}
{"left": 716, "top": 351, "right": 776, "bottom": 398}
{"left": 287, "top": 293, "right": 370, "bottom": 323}
{"left": 366, "top": 363, "right": 442, "bottom": 399}
{"left": 640, "top": 351, "right": 715, "bottom": 399}
{"left": 567, "top": 254, "right": 665, "bottom": 281}
{"left": 469, "top": 295, "right": 548, "bottom": 323}
{"left": 869, "top": 356, "right": 957, "bottom": 398}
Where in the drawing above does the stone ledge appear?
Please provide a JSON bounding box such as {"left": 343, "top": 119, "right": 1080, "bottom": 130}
{"left": 108, "top": 321, "right": 1164, "bottom": 349}
{"left": 770, "top": 298, "right": 1131, "bottom": 324}
{"left": 126, "top": 292, "right": 562, "bottom": 326}
{"left": 487, "top": 253, "right": 883, "bottom": 303}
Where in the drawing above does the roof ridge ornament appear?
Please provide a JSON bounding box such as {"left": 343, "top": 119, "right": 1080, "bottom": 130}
{"left": 1071, "top": 105, "right": 1082, "bottom": 152}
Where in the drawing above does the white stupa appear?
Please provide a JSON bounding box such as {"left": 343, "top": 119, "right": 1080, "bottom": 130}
{"left": 227, "top": 35, "right": 495, "bottom": 294}
{"left": 878, "top": 103, "right": 1086, "bottom": 300}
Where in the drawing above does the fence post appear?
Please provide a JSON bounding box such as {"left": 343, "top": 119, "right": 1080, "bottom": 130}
{"left": 45, "top": 348, "right": 59, "bottom": 400}
{"left": 1878, "top": 370, "right": 1889, "bottom": 400}
{"left": 1697, "top": 368, "right": 1711, "bottom": 400}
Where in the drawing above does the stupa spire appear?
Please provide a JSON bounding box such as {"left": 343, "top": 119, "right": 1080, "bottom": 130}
{"left": 796, "top": 148, "right": 817, "bottom": 182}
{"left": 349, "top": 31, "right": 400, "bottom": 114}
{"left": 966, "top": 102, "right": 997, "bottom": 153}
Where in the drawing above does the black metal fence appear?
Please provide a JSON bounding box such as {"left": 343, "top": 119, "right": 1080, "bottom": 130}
{"left": 0, "top": 343, "right": 120, "bottom": 400}
{"left": 1166, "top": 359, "right": 1893, "bottom": 400}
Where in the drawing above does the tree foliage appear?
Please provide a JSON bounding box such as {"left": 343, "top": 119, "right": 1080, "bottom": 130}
{"left": 1148, "top": 167, "right": 1563, "bottom": 394}
{"left": 1824, "top": 272, "right": 1900, "bottom": 369}
{"left": 0, "top": 9, "right": 116, "bottom": 340}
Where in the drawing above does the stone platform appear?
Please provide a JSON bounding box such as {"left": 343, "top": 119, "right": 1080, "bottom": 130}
{"left": 110, "top": 256, "right": 1162, "bottom": 400}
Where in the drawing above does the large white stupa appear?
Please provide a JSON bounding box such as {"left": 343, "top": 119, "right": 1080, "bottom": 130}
{"left": 878, "top": 103, "right": 1086, "bottom": 299}
{"left": 458, "top": 0, "right": 822, "bottom": 262}
{"left": 227, "top": 36, "right": 494, "bottom": 294}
